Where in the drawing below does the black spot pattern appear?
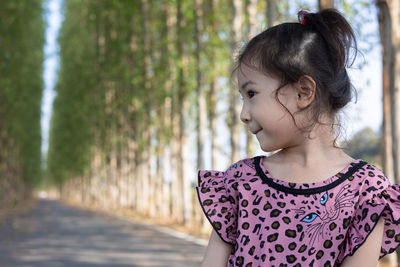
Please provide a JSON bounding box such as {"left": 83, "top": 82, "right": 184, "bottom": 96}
{"left": 196, "top": 156, "right": 400, "bottom": 266}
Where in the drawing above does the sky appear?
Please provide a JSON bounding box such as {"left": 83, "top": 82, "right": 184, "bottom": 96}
{"left": 41, "top": 0, "right": 383, "bottom": 179}
{"left": 41, "top": 0, "right": 62, "bottom": 154}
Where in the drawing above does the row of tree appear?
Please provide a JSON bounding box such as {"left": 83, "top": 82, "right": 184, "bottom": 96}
{"left": 49, "top": 0, "right": 262, "bottom": 227}
{"left": 46, "top": 1, "right": 400, "bottom": 263}
{"left": 0, "top": 1, "right": 44, "bottom": 208}
{"left": 47, "top": 0, "right": 383, "bottom": 233}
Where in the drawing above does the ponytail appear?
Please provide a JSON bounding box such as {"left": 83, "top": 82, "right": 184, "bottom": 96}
{"left": 301, "top": 8, "right": 357, "bottom": 76}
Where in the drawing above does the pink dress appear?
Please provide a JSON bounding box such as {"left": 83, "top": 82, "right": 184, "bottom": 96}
{"left": 196, "top": 155, "right": 400, "bottom": 266}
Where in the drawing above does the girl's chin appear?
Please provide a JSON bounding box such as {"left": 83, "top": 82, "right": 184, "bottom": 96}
{"left": 258, "top": 135, "right": 281, "bottom": 153}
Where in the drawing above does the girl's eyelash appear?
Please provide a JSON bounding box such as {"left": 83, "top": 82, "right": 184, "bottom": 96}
{"left": 239, "top": 90, "right": 256, "bottom": 101}
{"left": 247, "top": 90, "right": 256, "bottom": 98}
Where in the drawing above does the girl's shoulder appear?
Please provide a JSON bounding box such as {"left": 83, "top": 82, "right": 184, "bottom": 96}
{"left": 198, "top": 156, "right": 258, "bottom": 179}
{"left": 356, "top": 160, "right": 391, "bottom": 188}
{"left": 197, "top": 156, "right": 260, "bottom": 192}
{"left": 226, "top": 156, "right": 259, "bottom": 173}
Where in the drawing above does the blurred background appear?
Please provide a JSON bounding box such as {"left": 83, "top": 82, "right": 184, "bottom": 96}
{"left": 1, "top": 0, "right": 399, "bottom": 266}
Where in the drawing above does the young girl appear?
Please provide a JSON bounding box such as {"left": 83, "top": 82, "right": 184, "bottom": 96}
{"left": 196, "top": 8, "right": 400, "bottom": 267}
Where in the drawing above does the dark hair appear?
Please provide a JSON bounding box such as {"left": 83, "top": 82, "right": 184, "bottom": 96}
{"left": 233, "top": 8, "right": 358, "bottom": 148}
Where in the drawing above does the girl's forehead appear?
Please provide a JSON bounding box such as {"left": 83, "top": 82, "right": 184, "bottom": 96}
{"left": 238, "top": 64, "right": 276, "bottom": 82}
{"left": 237, "top": 64, "right": 261, "bottom": 80}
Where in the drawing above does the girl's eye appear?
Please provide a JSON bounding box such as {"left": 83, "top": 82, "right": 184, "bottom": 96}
{"left": 247, "top": 90, "right": 256, "bottom": 98}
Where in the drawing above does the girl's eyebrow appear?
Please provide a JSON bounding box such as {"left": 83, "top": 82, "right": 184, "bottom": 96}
{"left": 239, "top": 80, "right": 256, "bottom": 92}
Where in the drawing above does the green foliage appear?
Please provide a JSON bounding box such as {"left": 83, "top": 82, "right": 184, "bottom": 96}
{"left": 47, "top": 0, "right": 156, "bottom": 184}
{"left": 47, "top": 0, "right": 99, "bottom": 185}
{"left": 343, "top": 127, "right": 381, "bottom": 165}
{"left": 336, "top": 0, "right": 378, "bottom": 69}
{"left": 0, "top": 0, "right": 45, "bottom": 186}
{"left": 45, "top": 0, "right": 382, "bottom": 187}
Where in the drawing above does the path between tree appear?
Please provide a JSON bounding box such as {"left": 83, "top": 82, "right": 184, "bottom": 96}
{"left": 0, "top": 199, "right": 206, "bottom": 267}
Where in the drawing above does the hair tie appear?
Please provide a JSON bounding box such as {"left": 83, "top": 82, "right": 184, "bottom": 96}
{"left": 298, "top": 9, "right": 309, "bottom": 25}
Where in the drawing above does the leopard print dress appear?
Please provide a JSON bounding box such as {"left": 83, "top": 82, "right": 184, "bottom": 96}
{"left": 196, "top": 155, "right": 400, "bottom": 266}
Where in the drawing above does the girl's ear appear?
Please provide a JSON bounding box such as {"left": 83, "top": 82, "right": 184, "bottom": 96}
{"left": 294, "top": 75, "right": 316, "bottom": 109}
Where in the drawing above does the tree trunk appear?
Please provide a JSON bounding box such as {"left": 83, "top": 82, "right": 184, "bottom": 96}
{"left": 377, "top": 0, "right": 395, "bottom": 182}
{"left": 389, "top": 0, "right": 400, "bottom": 186}
{"left": 171, "top": 82, "right": 180, "bottom": 222}
{"left": 266, "top": 0, "right": 279, "bottom": 27}
{"left": 376, "top": 0, "right": 400, "bottom": 184}
{"left": 209, "top": 78, "right": 219, "bottom": 169}
{"left": 116, "top": 112, "right": 123, "bottom": 208}
{"left": 140, "top": 0, "right": 152, "bottom": 217}
{"left": 90, "top": 145, "right": 101, "bottom": 205}
{"left": 318, "top": 0, "right": 334, "bottom": 10}
{"left": 195, "top": 0, "right": 206, "bottom": 173}
{"left": 155, "top": 105, "right": 164, "bottom": 217}
{"left": 377, "top": 1, "right": 399, "bottom": 265}
{"left": 110, "top": 124, "right": 118, "bottom": 209}
{"left": 163, "top": 0, "right": 175, "bottom": 219}
{"left": 148, "top": 122, "right": 156, "bottom": 217}
{"left": 181, "top": 95, "right": 192, "bottom": 226}
{"left": 120, "top": 116, "right": 129, "bottom": 208}
{"left": 205, "top": 0, "right": 219, "bottom": 171}
{"left": 246, "top": 0, "right": 258, "bottom": 157}
{"left": 230, "top": 0, "right": 243, "bottom": 163}
{"left": 128, "top": 133, "right": 137, "bottom": 210}
{"left": 247, "top": 0, "right": 258, "bottom": 38}
{"left": 104, "top": 87, "right": 118, "bottom": 209}
{"left": 170, "top": 0, "right": 184, "bottom": 224}
{"left": 194, "top": 0, "right": 207, "bottom": 229}
{"left": 176, "top": 0, "right": 192, "bottom": 226}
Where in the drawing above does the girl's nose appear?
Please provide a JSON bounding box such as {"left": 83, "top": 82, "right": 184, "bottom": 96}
{"left": 240, "top": 103, "right": 250, "bottom": 123}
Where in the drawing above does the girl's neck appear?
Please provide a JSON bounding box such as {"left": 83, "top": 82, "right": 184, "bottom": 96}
{"left": 262, "top": 128, "right": 355, "bottom": 184}
{"left": 262, "top": 149, "right": 356, "bottom": 184}
{"left": 267, "top": 121, "right": 353, "bottom": 168}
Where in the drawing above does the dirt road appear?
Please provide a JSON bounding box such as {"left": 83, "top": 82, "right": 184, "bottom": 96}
{"left": 0, "top": 199, "right": 206, "bottom": 267}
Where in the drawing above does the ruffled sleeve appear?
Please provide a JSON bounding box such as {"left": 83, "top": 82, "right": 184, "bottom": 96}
{"left": 336, "top": 165, "right": 400, "bottom": 264}
{"left": 196, "top": 168, "right": 238, "bottom": 245}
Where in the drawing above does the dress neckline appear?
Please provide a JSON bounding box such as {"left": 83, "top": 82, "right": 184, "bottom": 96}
{"left": 254, "top": 155, "right": 368, "bottom": 195}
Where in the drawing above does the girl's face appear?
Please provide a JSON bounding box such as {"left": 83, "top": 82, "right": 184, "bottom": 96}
{"left": 237, "top": 64, "right": 306, "bottom": 152}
